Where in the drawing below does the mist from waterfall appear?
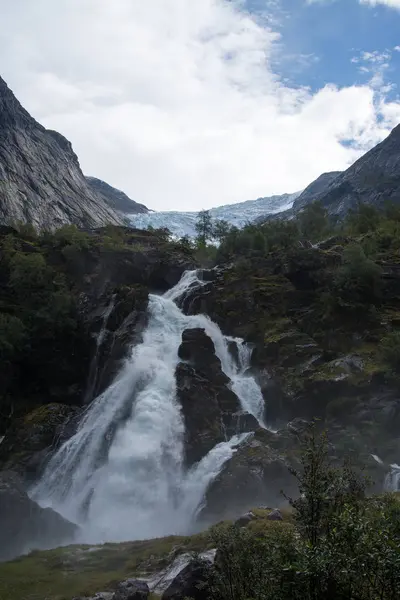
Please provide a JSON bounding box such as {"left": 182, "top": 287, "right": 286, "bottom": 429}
{"left": 32, "top": 270, "right": 265, "bottom": 543}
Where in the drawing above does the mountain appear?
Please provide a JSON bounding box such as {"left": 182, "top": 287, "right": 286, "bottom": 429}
{"left": 293, "top": 124, "right": 400, "bottom": 217}
{"left": 129, "top": 192, "right": 300, "bottom": 237}
{"left": 86, "top": 176, "right": 148, "bottom": 215}
{"left": 293, "top": 171, "right": 342, "bottom": 211}
{"left": 0, "top": 76, "right": 124, "bottom": 230}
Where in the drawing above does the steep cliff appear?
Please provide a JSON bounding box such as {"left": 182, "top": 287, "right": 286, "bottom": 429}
{"left": 86, "top": 176, "right": 148, "bottom": 215}
{"left": 0, "top": 77, "right": 124, "bottom": 230}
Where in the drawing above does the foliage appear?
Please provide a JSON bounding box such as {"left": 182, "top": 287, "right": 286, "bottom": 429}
{"left": 195, "top": 210, "right": 214, "bottom": 245}
{"left": 298, "top": 201, "right": 329, "bottom": 242}
{"left": 209, "top": 427, "right": 400, "bottom": 600}
{"left": 332, "top": 244, "right": 382, "bottom": 310}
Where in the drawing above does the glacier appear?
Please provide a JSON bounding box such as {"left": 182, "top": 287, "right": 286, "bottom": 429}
{"left": 128, "top": 191, "right": 301, "bottom": 238}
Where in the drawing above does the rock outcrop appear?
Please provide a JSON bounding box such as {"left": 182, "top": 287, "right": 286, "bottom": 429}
{"left": 0, "top": 471, "right": 77, "bottom": 562}
{"left": 0, "top": 76, "right": 124, "bottom": 230}
{"left": 86, "top": 177, "right": 148, "bottom": 215}
{"left": 162, "top": 559, "right": 212, "bottom": 600}
{"left": 176, "top": 328, "right": 258, "bottom": 466}
{"left": 292, "top": 124, "right": 400, "bottom": 217}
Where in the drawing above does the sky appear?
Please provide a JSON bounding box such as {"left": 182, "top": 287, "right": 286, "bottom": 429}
{"left": 0, "top": 0, "right": 400, "bottom": 211}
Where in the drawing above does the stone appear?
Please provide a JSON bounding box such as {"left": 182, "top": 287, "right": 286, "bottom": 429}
{"left": 267, "top": 509, "right": 283, "bottom": 521}
{"left": 114, "top": 579, "right": 150, "bottom": 600}
{"left": 162, "top": 559, "right": 212, "bottom": 600}
{"left": 234, "top": 511, "right": 256, "bottom": 527}
{"left": 0, "top": 471, "right": 78, "bottom": 562}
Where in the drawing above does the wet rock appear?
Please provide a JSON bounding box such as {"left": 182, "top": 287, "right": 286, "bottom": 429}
{"left": 162, "top": 559, "right": 212, "bottom": 600}
{"left": 201, "top": 429, "right": 296, "bottom": 523}
{"left": 0, "top": 404, "right": 81, "bottom": 479}
{"left": 0, "top": 471, "right": 78, "bottom": 561}
{"left": 177, "top": 328, "right": 258, "bottom": 466}
{"left": 114, "top": 579, "right": 150, "bottom": 600}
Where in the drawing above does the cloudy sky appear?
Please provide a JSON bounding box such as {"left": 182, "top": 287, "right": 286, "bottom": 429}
{"left": 1, "top": 0, "right": 400, "bottom": 211}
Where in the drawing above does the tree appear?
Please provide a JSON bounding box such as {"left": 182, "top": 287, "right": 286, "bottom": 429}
{"left": 298, "top": 201, "right": 329, "bottom": 242}
{"left": 332, "top": 244, "right": 382, "bottom": 310}
{"left": 195, "top": 210, "right": 214, "bottom": 245}
{"left": 213, "top": 219, "right": 231, "bottom": 243}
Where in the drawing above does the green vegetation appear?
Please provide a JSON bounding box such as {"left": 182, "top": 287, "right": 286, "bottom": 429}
{"left": 209, "top": 428, "right": 400, "bottom": 600}
{"left": 1, "top": 429, "right": 398, "bottom": 600}
{"left": 0, "top": 533, "right": 210, "bottom": 600}
{"left": 0, "top": 224, "right": 195, "bottom": 432}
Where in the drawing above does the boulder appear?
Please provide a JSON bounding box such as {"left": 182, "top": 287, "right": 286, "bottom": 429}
{"left": 234, "top": 511, "right": 256, "bottom": 527}
{"left": 162, "top": 559, "right": 212, "bottom": 600}
{"left": 267, "top": 509, "right": 283, "bottom": 521}
{"left": 114, "top": 579, "right": 150, "bottom": 600}
{"left": 0, "top": 471, "right": 78, "bottom": 561}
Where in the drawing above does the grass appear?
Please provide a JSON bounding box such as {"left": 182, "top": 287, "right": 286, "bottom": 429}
{"left": 0, "top": 533, "right": 210, "bottom": 600}
{"left": 0, "top": 509, "right": 292, "bottom": 600}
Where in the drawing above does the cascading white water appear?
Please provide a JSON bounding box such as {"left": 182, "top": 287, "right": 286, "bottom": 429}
{"left": 384, "top": 464, "right": 400, "bottom": 492}
{"left": 32, "top": 271, "right": 264, "bottom": 543}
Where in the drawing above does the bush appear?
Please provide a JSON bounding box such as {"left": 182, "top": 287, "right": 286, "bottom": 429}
{"left": 298, "top": 201, "right": 329, "bottom": 242}
{"left": 208, "top": 427, "right": 400, "bottom": 600}
{"left": 332, "top": 244, "right": 382, "bottom": 310}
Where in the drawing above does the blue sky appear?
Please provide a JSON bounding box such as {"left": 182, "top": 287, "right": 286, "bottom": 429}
{"left": 250, "top": 0, "right": 400, "bottom": 97}
{"left": 1, "top": 0, "right": 400, "bottom": 210}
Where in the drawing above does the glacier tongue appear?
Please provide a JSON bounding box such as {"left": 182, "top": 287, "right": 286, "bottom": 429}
{"left": 31, "top": 270, "right": 265, "bottom": 543}
{"left": 128, "top": 192, "right": 300, "bottom": 238}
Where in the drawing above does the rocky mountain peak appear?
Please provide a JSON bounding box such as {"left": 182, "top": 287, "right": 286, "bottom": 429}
{"left": 0, "top": 76, "right": 125, "bottom": 230}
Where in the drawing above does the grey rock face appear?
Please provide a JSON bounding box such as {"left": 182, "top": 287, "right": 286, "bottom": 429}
{"left": 293, "top": 172, "right": 342, "bottom": 211}
{"left": 293, "top": 124, "right": 400, "bottom": 218}
{"left": 0, "top": 471, "right": 78, "bottom": 561}
{"left": 0, "top": 76, "right": 124, "bottom": 230}
{"left": 86, "top": 176, "right": 148, "bottom": 215}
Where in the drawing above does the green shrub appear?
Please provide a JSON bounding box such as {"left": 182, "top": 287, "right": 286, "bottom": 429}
{"left": 209, "top": 427, "right": 400, "bottom": 600}
{"left": 332, "top": 244, "right": 382, "bottom": 310}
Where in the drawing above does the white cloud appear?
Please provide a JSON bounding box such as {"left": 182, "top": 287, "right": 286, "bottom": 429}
{"left": 308, "top": 0, "right": 400, "bottom": 9}
{"left": 360, "top": 0, "right": 400, "bottom": 8}
{"left": 0, "top": 0, "right": 399, "bottom": 211}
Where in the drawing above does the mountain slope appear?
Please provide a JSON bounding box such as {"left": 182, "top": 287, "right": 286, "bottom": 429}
{"left": 0, "top": 77, "right": 124, "bottom": 230}
{"left": 129, "top": 192, "right": 300, "bottom": 238}
{"left": 86, "top": 176, "right": 148, "bottom": 215}
{"left": 293, "top": 171, "right": 341, "bottom": 211}
{"left": 293, "top": 125, "right": 400, "bottom": 217}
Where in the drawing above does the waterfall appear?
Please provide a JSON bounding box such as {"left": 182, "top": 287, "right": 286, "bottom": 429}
{"left": 384, "top": 464, "right": 400, "bottom": 492}
{"left": 32, "top": 270, "right": 265, "bottom": 543}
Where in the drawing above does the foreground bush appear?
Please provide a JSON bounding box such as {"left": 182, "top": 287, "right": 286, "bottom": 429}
{"left": 208, "top": 428, "right": 400, "bottom": 600}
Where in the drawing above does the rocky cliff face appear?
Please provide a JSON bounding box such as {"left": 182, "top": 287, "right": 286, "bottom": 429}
{"left": 293, "top": 171, "right": 341, "bottom": 211}
{"left": 86, "top": 176, "right": 148, "bottom": 215}
{"left": 0, "top": 77, "right": 124, "bottom": 230}
{"left": 293, "top": 125, "right": 400, "bottom": 217}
